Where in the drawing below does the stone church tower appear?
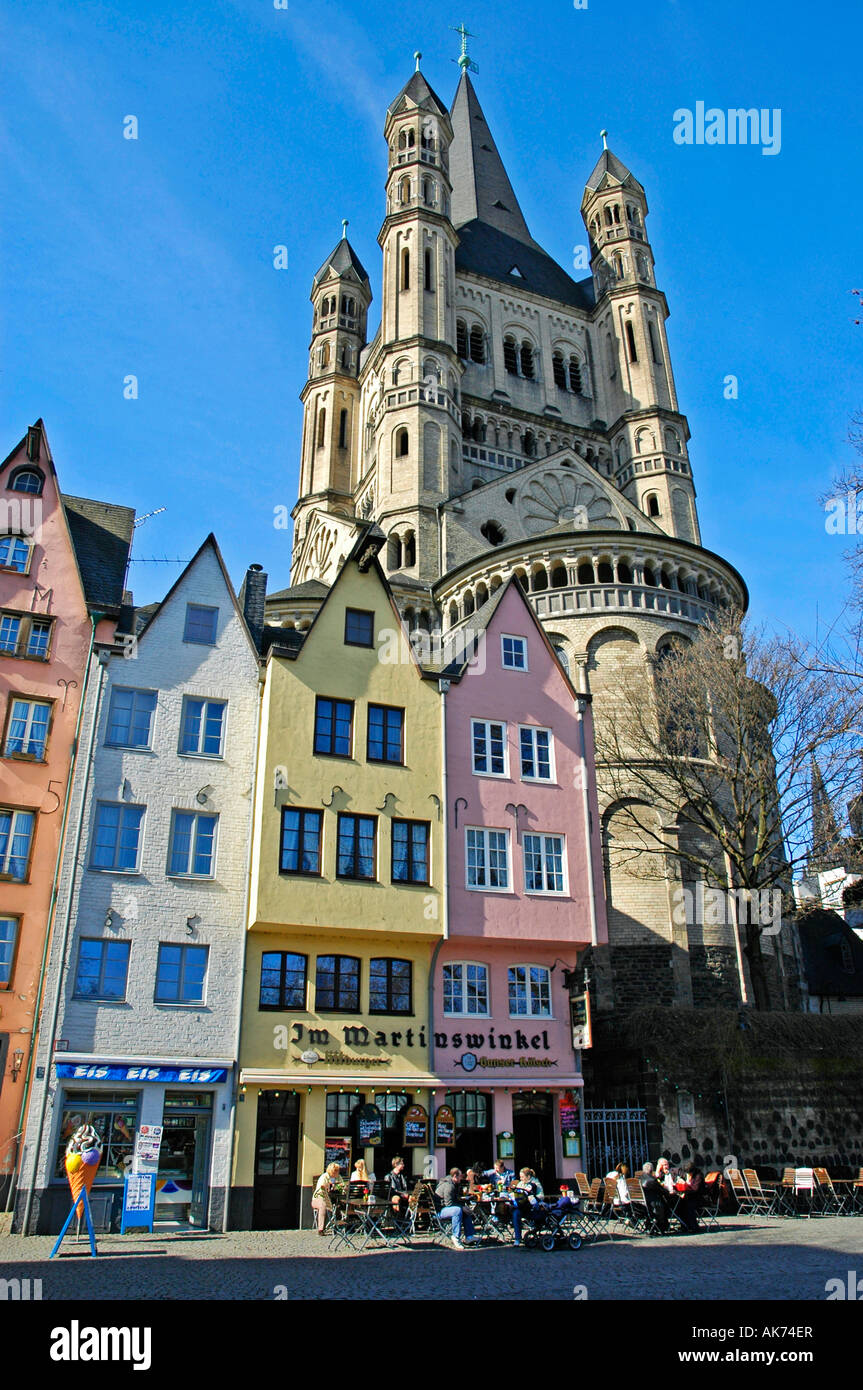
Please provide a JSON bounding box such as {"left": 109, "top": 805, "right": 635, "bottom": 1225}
{"left": 276, "top": 55, "right": 799, "bottom": 1018}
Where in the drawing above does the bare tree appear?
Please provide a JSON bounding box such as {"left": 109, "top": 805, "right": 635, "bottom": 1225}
{"left": 594, "top": 609, "right": 863, "bottom": 1009}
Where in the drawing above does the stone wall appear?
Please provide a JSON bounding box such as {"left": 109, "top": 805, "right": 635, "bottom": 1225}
{"left": 584, "top": 1008, "right": 863, "bottom": 1176}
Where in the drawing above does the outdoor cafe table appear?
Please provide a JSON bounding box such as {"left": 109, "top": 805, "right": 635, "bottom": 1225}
{"left": 347, "top": 1194, "right": 412, "bottom": 1249}
{"left": 465, "top": 1190, "right": 515, "bottom": 1244}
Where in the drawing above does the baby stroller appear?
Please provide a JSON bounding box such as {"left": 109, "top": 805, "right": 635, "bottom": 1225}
{"left": 519, "top": 1190, "right": 584, "bottom": 1251}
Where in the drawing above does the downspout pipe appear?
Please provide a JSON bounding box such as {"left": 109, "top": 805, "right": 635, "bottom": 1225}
{"left": 20, "top": 638, "right": 109, "bottom": 1234}
{"left": 427, "top": 678, "right": 450, "bottom": 1176}
{"left": 222, "top": 660, "right": 266, "bottom": 1232}
{"left": 7, "top": 611, "right": 102, "bottom": 1215}
{"left": 575, "top": 695, "right": 599, "bottom": 949}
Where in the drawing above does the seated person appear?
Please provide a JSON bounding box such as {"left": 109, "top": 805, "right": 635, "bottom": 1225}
{"left": 435, "top": 1168, "right": 476, "bottom": 1249}
{"left": 640, "top": 1161, "right": 670, "bottom": 1232}
{"left": 383, "top": 1155, "right": 410, "bottom": 1217}
{"left": 677, "top": 1161, "right": 705, "bottom": 1233}
{"left": 485, "top": 1159, "right": 515, "bottom": 1191}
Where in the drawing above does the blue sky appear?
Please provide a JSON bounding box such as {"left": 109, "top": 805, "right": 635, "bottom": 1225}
{"left": 2, "top": 0, "right": 861, "bottom": 637}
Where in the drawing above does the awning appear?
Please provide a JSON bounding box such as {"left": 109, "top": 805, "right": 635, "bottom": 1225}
{"left": 240, "top": 1070, "right": 583, "bottom": 1089}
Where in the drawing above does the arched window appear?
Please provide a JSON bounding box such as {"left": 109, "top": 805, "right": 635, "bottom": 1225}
{"left": 503, "top": 336, "right": 518, "bottom": 375}
{"left": 523, "top": 430, "right": 536, "bottom": 458}
{"left": 604, "top": 206, "right": 613, "bottom": 226}
{"left": 449, "top": 602, "right": 459, "bottom": 627}
{"left": 388, "top": 534, "right": 403, "bottom": 569}
{"left": 551, "top": 564, "right": 568, "bottom": 588}
{"left": 338, "top": 409, "right": 348, "bottom": 449}
{"left": 606, "top": 334, "right": 616, "bottom": 376}
{"left": 472, "top": 417, "right": 485, "bottom": 443}
{"left": 463, "top": 591, "right": 475, "bottom": 617}
{"left": 648, "top": 320, "right": 661, "bottom": 364}
{"left": 514, "top": 570, "right": 528, "bottom": 593}
{"left": 617, "top": 560, "right": 633, "bottom": 583}
{"left": 568, "top": 356, "right": 582, "bottom": 393}
{"left": 552, "top": 352, "right": 566, "bottom": 389}
{"left": 625, "top": 321, "right": 638, "bottom": 363}
{"left": 422, "top": 177, "right": 434, "bottom": 206}
{"left": 475, "top": 583, "right": 489, "bottom": 607}
{"left": 401, "top": 248, "right": 410, "bottom": 291}
{"left": 531, "top": 567, "right": 548, "bottom": 592}
{"left": 456, "top": 319, "right": 468, "bottom": 359}
{"left": 646, "top": 493, "right": 660, "bottom": 518}
{"left": 424, "top": 248, "right": 433, "bottom": 291}
{"left": 576, "top": 562, "right": 594, "bottom": 585}
{"left": 396, "top": 427, "right": 409, "bottom": 458}
{"left": 9, "top": 468, "right": 43, "bottom": 495}
{"left": 597, "top": 561, "right": 614, "bottom": 583}
{"left": 520, "top": 341, "right": 535, "bottom": 379}
{"left": 553, "top": 645, "right": 570, "bottom": 676}
{"left": 613, "top": 253, "right": 624, "bottom": 280}
{"left": 316, "top": 408, "right": 326, "bottom": 449}
{"left": 613, "top": 204, "right": 621, "bottom": 224}
{"left": 469, "top": 325, "right": 485, "bottom": 364}
{"left": 318, "top": 342, "right": 330, "bottom": 369}
{"left": 340, "top": 344, "right": 352, "bottom": 370}
{"left": 404, "top": 532, "right": 416, "bottom": 567}
{"left": 643, "top": 566, "right": 657, "bottom": 586}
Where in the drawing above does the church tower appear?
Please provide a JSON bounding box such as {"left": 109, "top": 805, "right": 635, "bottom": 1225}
{"left": 292, "top": 233, "right": 371, "bottom": 573}
{"left": 582, "top": 140, "right": 700, "bottom": 545}
{"left": 371, "top": 60, "right": 461, "bottom": 588}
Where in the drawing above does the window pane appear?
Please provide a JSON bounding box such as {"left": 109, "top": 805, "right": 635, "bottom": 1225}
{"left": 27, "top": 621, "right": 51, "bottom": 658}
{"left": 169, "top": 813, "right": 193, "bottom": 874}
{"left": 202, "top": 702, "right": 225, "bottom": 755}
{"left": 345, "top": 609, "right": 374, "bottom": 646}
{"left": 0, "top": 916, "right": 18, "bottom": 983}
{"left": 180, "top": 698, "right": 203, "bottom": 753}
{"left": 0, "top": 615, "right": 21, "bottom": 652}
{"left": 184, "top": 605, "right": 218, "bottom": 644}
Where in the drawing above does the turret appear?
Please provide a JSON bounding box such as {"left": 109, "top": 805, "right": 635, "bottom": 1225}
{"left": 294, "top": 230, "right": 371, "bottom": 543}
{"left": 582, "top": 135, "right": 699, "bottom": 544}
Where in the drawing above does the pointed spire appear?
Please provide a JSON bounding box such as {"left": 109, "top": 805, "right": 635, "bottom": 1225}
{"left": 312, "top": 232, "right": 370, "bottom": 289}
{"left": 810, "top": 756, "right": 842, "bottom": 871}
{"left": 448, "top": 70, "right": 533, "bottom": 243}
{"left": 584, "top": 138, "right": 642, "bottom": 195}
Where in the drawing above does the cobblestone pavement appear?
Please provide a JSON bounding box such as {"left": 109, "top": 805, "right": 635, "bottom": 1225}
{"left": 0, "top": 1217, "right": 859, "bottom": 1300}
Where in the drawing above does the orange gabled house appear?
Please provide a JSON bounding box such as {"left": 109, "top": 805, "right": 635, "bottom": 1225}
{"left": 0, "top": 421, "right": 134, "bottom": 1209}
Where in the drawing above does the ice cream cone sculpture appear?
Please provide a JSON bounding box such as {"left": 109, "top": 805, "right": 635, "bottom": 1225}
{"left": 65, "top": 1123, "right": 102, "bottom": 1218}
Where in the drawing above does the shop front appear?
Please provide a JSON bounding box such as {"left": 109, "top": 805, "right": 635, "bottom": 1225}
{"left": 431, "top": 946, "right": 585, "bottom": 1189}
{"left": 33, "top": 1055, "right": 234, "bottom": 1234}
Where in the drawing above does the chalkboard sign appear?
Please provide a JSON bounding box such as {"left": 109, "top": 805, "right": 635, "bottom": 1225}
{"left": 435, "top": 1105, "right": 455, "bottom": 1147}
{"left": 324, "top": 1136, "right": 351, "bottom": 1174}
{"left": 402, "top": 1104, "right": 429, "bottom": 1147}
{"left": 356, "top": 1103, "right": 383, "bottom": 1147}
{"left": 559, "top": 1090, "right": 579, "bottom": 1134}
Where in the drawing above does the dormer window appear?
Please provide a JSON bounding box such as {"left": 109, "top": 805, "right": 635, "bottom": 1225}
{"left": 9, "top": 468, "right": 43, "bottom": 496}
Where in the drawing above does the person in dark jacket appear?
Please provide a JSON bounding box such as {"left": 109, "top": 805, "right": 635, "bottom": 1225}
{"left": 383, "top": 1155, "right": 409, "bottom": 1217}
{"left": 677, "top": 1161, "right": 705, "bottom": 1232}
{"left": 435, "top": 1168, "right": 476, "bottom": 1248}
{"left": 640, "top": 1161, "right": 670, "bottom": 1232}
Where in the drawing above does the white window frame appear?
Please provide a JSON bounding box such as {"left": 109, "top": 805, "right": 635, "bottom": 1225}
{"left": 442, "top": 960, "right": 490, "bottom": 1017}
{"left": 508, "top": 963, "right": 553, "bottom": 1018}
{"left": 179, "top": 696, "right": 227, "bottom": 758}
{"left": 522, "top": 832, "right": 567, "bottom": 895}
{"left": 518, "top": 725, "right": 555, "bottom": 782}
{"left": 167, "top": 810, "right": 219, "bottom": 879}
{"left": 470, "top": 718, "right": 508, "bottom": 778}
{"left": 105, "top": 687, "right": 157, "bottom": 750}
{"left": 4, "top": 697, "right": 52, "bottom": 759}
{"left": 465, "top": 826, "right": 511, "bottom": 893}
{"left": 501, "top": 634, "right": 528, "bottom": 671}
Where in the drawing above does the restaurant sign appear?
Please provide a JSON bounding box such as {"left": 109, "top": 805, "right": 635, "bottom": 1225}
{"left": 402, "top": 1104, "right": 429, "bottom": 1147}
{"left": 434, "top": 1105, "right": 455, "bottom": 1147}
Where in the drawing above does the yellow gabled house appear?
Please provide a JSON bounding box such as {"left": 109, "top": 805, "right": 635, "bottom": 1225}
{"left": 233, "top": 528, "right": 445, "bottom": 1228}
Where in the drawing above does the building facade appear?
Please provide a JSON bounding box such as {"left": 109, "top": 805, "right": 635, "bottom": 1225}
{"left": 16, "top": 536, "right": 261, "bottom": 1233}
{"left": 1, "top": 422, "right": 133, "bottom": 1209}
{"left": 234, "top": 531, "right": 445, "bottom": 1228}
{"left": 270, "top": 57, "right": 801, "bottom": 1022}
{"left": 432, "top": 577, "right": 607, "bottom": 1187}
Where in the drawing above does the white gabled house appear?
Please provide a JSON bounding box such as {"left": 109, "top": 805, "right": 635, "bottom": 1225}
{"left": 17, "top": 536, "right": 265, "bottom": 1233}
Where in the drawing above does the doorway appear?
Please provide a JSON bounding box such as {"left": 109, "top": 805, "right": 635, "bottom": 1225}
{"left": 513, "top": 1093, "right": 555, "bottom": 1190}
{"left": 373, "top": 1092, "right": 410, "bottom": 1178}
{"left": 444, "top": 1091, "right": 492, "bottom": 1176}
{"left": 157, "top": 1092, "right": 214, "bottom": 1226}
{"left": 253, "top": 1091, "right": 300, "bottom": 1229}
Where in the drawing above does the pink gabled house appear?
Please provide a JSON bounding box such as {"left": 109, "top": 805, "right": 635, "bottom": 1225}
{"left": 432, "top": 577, "right": 607, "bottom": 1186}
{"left": 0, "top": 422, "right": 134, "bottom": 1206}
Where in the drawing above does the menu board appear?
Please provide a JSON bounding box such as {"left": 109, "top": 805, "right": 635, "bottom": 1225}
{"left": 559, "top": 1092, "right": 579, "bottom": 1134}
{"left": 132, "top": 1124, "right": 163, "bottom": 1174}
{"left": 435, "top": 1105, "right": 455, "bottom": 1147}
{"left": 324, "top": 1136, "right": 351, "bottom": 1174}
{"left": 402, "top": 1104, "right": 429, "bottom": 1147}
{"left": 356, "top": 1103, "right": 383, "bottom": 1147}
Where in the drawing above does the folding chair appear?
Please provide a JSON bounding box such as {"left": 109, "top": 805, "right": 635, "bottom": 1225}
{"left": 700, "top": 1172, "right": 723, "bottom": 1228}
{"left": 776, "top": 1167, "right": 797, "bottom": 1217}
{"left": 327, "top": 1199, "right": 363, "bottom": 1252}
{"left": 814, "top": 1168, "right": 848, "bottom": 1216}
{"left": 726, "top": 1169, "right": 753, "bottom": 1214}
{"left": 743, "top": 1169, "right": 781, "bottom": 1217}
{"left": 625, "top": 1178, "right": 652, "bottom": 1232}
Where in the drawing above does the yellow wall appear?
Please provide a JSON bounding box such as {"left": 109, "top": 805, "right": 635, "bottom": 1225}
{"left": 249, "top": 557, "right": 444, "bottom": 939}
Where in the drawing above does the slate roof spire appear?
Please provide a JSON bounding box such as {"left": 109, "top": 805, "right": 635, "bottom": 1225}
{"left": 448, "top": 70, "right": 534, "bottom": 245}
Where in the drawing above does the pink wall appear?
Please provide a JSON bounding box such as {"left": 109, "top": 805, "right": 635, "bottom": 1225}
{"left": 0, "top": 440, "right": 97, "bottom": 1180}
{"left": 445, "top": 582, "right": 607, "bottom": 946}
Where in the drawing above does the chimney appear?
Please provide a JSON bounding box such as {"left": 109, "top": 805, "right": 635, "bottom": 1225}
{"left": 240, "top": 563, "right": 267, "bottom": 651}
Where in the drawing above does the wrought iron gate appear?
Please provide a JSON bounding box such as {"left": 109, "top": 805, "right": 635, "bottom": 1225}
{"left": 584, "top": 1107, "right": 649, "bottom": 1178}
